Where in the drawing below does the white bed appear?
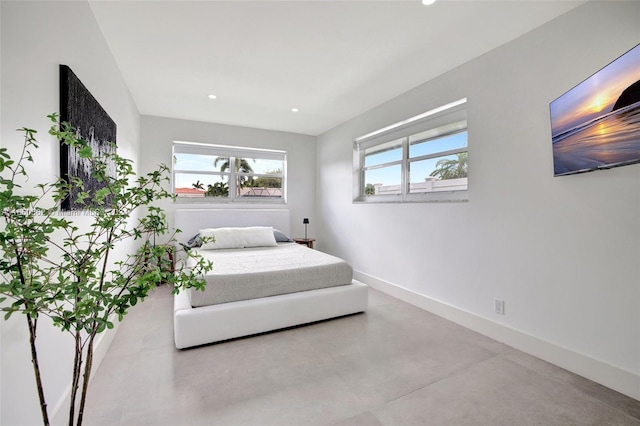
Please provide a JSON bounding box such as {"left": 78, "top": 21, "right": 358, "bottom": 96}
{"left": 173, "top": 209, "right": 368, "bottom": 349}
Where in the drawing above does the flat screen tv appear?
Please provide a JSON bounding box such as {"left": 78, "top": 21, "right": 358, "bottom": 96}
{"left": 550, "top": 43, "right": 640, "bottom": 176}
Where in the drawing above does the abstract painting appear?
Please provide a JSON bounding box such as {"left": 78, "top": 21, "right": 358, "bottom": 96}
{"left": 59, "top": 65, "right": 117, "bottom": 210}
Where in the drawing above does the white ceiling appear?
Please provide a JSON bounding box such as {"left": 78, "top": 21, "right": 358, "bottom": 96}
{"left": 89, "top": 0, "right": 584, "bottom": 136}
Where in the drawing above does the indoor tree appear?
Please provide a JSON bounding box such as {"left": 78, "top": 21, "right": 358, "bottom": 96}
{"left": 0, "top": 114, "right": 212, "bottom": 426}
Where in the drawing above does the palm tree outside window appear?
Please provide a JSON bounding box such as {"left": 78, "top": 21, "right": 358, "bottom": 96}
{"left": 429, "top": 152, "right": 468, "bottom": 180}
{"left": 213, "top": 157, "right": 255, "bottom": 197}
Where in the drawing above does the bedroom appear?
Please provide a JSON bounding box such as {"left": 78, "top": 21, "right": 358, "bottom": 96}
{"left": 1, "top": 0, "right": 639, "bottom": 425}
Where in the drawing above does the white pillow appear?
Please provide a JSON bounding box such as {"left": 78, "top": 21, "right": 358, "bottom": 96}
{"left": 199, "top": 228, "right": 244, "bottom": 250}
{"left": 199, "top": 227, "right": 277, "bottom": 250}
{"left": 241, "top": 226, "right": 278, "bottom": 248}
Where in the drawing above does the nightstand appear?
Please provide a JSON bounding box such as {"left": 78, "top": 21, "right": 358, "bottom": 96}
{"left": 293, "top": 238, "right": 316, "bottom": 249}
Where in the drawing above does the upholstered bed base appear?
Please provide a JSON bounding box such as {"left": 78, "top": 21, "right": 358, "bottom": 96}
{"left": 174, "top": 280, "right": 368, "bottom": 349}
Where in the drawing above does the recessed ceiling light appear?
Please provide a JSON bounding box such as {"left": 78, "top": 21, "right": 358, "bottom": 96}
{"left": 422, "top": 0, "right": 436, "bottom": 5}
{"left": 208, "top": 94, "right": 217, "bottom": 100}
{"left": 291, "top": 108, "right": 299, "bottom": 113}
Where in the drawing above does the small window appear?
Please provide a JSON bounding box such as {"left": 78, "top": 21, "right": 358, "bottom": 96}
{"left": 172, "top": 142, "right": 287, "bottom": 203}
{"left": 354, "top": 98, "right": 468, "bottom": 202}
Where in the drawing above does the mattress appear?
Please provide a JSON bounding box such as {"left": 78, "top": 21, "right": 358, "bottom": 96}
{"left": 188, "top": 243, "right": 353, "bottom": 307}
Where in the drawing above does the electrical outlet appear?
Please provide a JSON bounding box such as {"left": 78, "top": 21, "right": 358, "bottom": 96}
{"left": 494, "top": 299, "right": 505, "bottom": 315}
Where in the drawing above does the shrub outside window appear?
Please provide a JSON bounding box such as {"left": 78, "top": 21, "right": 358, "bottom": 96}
{"left": 354, "top": 98, "right": 468, "bottom": 203}
{"left": 173, "top": 141, "right": 286, "bottom": 203}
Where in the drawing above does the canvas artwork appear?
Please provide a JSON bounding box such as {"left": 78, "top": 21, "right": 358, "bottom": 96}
{"left": 59, "top": 65, "right": 117, "bottom": 210}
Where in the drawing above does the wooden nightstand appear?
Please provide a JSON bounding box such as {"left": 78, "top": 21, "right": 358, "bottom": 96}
{"left": 293, "top": 238, "right": 316, "bottom": 249}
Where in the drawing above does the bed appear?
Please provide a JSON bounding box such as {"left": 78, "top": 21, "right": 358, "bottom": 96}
{"left": 173, "top": 209, "right": 368, "bottom": 349}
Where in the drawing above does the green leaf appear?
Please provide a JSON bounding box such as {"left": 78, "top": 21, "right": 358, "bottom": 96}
{"left": 77, "top": 146, "right": 93, "bottom": 158}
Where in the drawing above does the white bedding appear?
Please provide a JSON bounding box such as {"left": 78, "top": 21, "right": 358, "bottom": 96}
{"left": 173, "top": 209, "right": 367, "bottom": 349}
{"left": 188, "top": 243, "right": 353, "bottom": 307}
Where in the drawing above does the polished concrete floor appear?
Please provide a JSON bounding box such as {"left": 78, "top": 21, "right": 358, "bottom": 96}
{"left": 85, "top": 285, "right": 640, "bottom": 425}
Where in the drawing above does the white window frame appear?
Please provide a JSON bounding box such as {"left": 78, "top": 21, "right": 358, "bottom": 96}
{"left": 353, "top": 98, "right": 468, "bottom": 203}
{"left": 172, "top": 141, "right": 287, "bottom": 204}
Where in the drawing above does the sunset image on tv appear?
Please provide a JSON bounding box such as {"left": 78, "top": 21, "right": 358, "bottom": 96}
{"left": 550, "top": 43, "right": 640, "bottom": 176}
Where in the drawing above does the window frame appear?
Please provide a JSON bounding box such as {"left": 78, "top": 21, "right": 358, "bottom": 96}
{"left": 354, "top": 98, "right": 468, "bottom": 203}
{"left": 172, "top": 141, "right": 287, "bottom": 204}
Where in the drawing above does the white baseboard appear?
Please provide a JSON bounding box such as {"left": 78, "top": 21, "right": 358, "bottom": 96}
{"left": 355, "top": 270, "right": 640, "bottom": 401}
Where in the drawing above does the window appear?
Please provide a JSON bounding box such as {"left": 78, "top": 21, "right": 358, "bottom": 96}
{"left": 172, "top": 141, "right": 286, "bottom": 203}
{"left": 354, "top": 98, "right": 468, "bottom": 202}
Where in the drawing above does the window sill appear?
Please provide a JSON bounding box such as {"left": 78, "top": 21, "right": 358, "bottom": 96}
{"left": 174, "top": 197, "right": 286, "bottom": 205}
{"left": 353, "top": 191, "right": 468, "bottom": 204}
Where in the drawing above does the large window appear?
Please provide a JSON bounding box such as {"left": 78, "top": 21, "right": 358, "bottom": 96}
{"left": 172, "top": 141, "right": 286, "bottom": 203}
{"left": 354, "top": 98, "right": 468, "bottom": 202}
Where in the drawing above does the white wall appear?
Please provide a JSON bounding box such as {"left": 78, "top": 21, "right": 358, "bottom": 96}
{"left": 1, "top": 1, "right": 140, "bottom": 424}
{"left": 139, "top": 115, "right": 317, "bottom": 240}
{"left": 317, "top": 1, "right": 640, "bottom": 399}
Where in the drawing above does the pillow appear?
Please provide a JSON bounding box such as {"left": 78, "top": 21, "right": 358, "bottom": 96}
{"left": 186, "top": 233, "right": 202, "bottom": 248}
{"left": 242, "top": 226, "right": 278, "bottom": 247}
{"left": 199, "top": 228, "right": 244, "bottom": 250}
{"left": 199, "top": 227, "right": 277, "bottom": 250}
{"left": 273, "top": 228, "right": 293, "bottom": 242}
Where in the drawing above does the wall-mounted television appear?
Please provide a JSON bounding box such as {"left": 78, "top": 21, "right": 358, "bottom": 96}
{"left": 550, "top": 43, "right": 640, "bottom": 176}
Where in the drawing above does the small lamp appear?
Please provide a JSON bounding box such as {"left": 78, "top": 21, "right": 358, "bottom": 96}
{"left": 303, "top": 218, "right": 309, "bottom": 240}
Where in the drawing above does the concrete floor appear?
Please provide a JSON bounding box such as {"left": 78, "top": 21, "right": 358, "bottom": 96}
{"left": 84, "top": 285, "right": 640, "bottom": 425}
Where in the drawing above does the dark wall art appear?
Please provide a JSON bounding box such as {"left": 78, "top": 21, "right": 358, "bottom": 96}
{"left": 59, "top": 65, "right": 117, "bottom": 210}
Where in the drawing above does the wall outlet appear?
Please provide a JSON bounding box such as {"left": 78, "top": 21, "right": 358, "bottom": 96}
{"left": 494, "top": 299, "right": 505, "bottom": 315}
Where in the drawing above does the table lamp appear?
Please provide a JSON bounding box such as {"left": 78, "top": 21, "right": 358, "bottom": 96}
{"left": 303, "top": 218, "right": 309, "bottom": 240}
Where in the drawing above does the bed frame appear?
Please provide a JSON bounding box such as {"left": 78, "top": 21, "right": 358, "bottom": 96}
{"left": 173, "top": 209, "right": 368, "bottom": 349}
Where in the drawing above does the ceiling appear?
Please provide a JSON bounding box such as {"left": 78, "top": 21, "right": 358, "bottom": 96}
{"left": 89, "top": 0, "right": 584, "bottom": 136}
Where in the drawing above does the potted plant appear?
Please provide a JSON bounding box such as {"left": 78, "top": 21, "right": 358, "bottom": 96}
{"left": 0, "top": 114, "right": 212, "bottom": 426}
